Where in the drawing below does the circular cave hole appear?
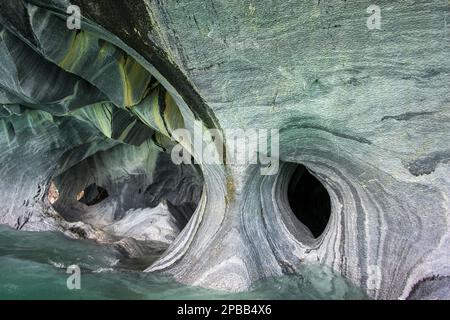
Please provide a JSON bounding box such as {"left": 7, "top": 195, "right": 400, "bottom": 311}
{"left": 77, "top": 183, "right": 109, "bottom": 206}
{"left": 287, "top": 164, "right": 331, "bottom": 238}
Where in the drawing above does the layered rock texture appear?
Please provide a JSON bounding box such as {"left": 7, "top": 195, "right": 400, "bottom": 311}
{"left": 0, "top": 0, "right": 449, "bottom": 299}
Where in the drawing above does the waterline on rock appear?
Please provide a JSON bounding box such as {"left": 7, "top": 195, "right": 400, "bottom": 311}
{"left": 0, "top": 226, "right": 367, "bottom": 300}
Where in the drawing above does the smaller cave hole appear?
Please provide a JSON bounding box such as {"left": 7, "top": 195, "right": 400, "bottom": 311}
{"left": 288, "top": 164, "right": 331, "bottom": 238}
{"left": 78, "top": 183, "right": 109, "bottom": 206}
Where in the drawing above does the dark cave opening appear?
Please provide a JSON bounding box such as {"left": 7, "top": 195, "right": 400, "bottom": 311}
{"left": 78, "top": 183, "right": 109, "bottom": 206}
{"left": 288, "top": 164, "right": 331, "bottom": 238}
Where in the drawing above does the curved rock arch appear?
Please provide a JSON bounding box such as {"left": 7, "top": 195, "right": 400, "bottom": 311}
{"left": 0, "top": 0, "right": 449, "bottom": 300}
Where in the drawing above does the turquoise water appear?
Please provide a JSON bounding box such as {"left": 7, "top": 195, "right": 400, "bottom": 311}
{"left": 0, "top": 226, "right": 367, "bottom": 300}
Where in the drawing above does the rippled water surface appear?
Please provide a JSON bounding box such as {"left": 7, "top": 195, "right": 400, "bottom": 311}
{"left": 0, "top": 226, "right": 367, "bottom": 300}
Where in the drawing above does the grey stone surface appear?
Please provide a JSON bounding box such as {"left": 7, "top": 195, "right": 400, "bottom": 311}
{"left": 106, "top": 203, "right": 180, "bottom": 245}
{"left": 0, "top": 0, "right": 449, "bottom": 299}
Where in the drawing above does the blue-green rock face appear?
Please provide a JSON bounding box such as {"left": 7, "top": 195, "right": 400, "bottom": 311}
{"left": 0, "top": 0, "right": 449, "bottom": 300}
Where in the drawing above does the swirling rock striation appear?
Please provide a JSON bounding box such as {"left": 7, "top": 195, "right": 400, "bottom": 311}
{"left": 0, "top": 0, "right": 449, "bottom": 300}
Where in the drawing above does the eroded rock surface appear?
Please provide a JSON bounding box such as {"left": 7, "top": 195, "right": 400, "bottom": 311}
{"left": 0, "top": 0, "right": 449, "bottom": 299}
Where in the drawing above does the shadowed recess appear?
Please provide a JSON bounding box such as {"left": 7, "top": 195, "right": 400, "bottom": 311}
{"left": 288, "top": 164, "right": 331, "bottom": 238}
{"left": 78, "top": 183, "right": 109, "bottom": 206}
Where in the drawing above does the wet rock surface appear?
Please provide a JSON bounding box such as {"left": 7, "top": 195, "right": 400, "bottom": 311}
{"left": 0, "top": 0, "right": 449, "bottom": 299}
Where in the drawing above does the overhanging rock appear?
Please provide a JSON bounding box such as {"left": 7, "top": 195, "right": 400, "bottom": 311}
{"left": 0, "top": 0, "right": 449, "bottom": 299}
